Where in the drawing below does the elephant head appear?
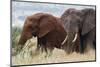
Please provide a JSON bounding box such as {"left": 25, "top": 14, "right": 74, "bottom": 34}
{"left": 18, "top": 13, "right": 59, "bottom": 49}
{"left": 61, "top": 8, "right": 95, "bottom": 42}
{"left": 61, "top": 9, "right": 82, "bottom": 44}
{"left": 60, "top": 8, "right": 96, "bottom": 53}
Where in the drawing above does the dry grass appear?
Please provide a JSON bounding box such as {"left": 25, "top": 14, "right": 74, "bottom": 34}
{"left": 12, "top": 37, "right": 95, "bottom": 66}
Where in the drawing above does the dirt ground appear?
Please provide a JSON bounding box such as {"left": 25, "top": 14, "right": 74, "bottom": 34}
{"left": 12, "top": 37, "right": 96, "bottom": 66}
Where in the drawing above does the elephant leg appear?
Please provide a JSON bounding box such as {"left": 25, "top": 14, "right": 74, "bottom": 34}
{"left": 81, "top": 36, "right": 91, "bottom": 53}
{"left": 80, "top": 28, "right": 96, "bottom": 53}
{"left": 80, "top": 35, "right": 93, "bottom": 53}
{"left": 86, "top": 40, "right": 94, "bottom": 51}
{"left": 37, "top": 38, "right": 48, "bottom": 55}
{"left": 36, "top": 44, "right": 41, "bottom": 51}
{"left": 80, "top": 35, "right": 85, "bottom": 53}
{"left": 93, "top": 40, "right": 96, "bottom": 49}
{"left": 45, "top": 42, "right": 54, "bottom": 57}
{"left": 90, "top": 28, "right": 96, "bottom": 50}
{"left": 43, "top": 44, "right": 48, "bottom": 54}
{"left": 36, "top": 38, "right": 41, "bottom": 53}
{"left": 85, "top": 28, "right": 96, "bottom": 52}
{"left": 34, "top": 44, "right": 41, "bottom": 55}
{"left": 37, "top": 43, "right": 47, "bottom": 55}
{"left": 86, "top": 36, "right": 95, "bottom": 51}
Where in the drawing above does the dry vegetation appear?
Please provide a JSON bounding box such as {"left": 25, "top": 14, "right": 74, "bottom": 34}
{"left": 12, "top": 36, "right": 95, "bottom": 66}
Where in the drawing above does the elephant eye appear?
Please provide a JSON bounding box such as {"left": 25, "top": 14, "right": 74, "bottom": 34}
{"left": 29, "top": 18, "right": 33, "bottom": 21}
{"left": 30, "top": 19, "right": 32, "bottom": 21}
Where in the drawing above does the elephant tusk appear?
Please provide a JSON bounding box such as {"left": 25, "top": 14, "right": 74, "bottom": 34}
{"left": 72, "top": 33, "right": 78, "bottom": 43}
{"left": 61, "top": 35, "right": 68, "bottom": 45}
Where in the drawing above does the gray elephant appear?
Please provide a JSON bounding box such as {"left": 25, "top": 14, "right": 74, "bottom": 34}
{"left": 60, "top": 8, "right": 96, "bottom": 53}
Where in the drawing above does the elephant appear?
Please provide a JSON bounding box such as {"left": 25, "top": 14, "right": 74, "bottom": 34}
{"left": 60, "top": 8, "right": 96, "bottom": 53}
{"left": 18, "top": 13, "right": 68, "bottom": 56}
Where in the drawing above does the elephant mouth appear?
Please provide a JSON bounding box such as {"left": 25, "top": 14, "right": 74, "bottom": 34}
{"left": 33, "top": 34, "right": 36, "bottom": 37}
{"left": 32, "top": 32, "right": 37, "bottom": 37}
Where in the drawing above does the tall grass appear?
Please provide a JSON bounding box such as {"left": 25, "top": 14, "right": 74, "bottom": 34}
{"left": 12, "top": 27, "right": 95, "bottom": 66}
{"left": 12, "top": 26, "right": 22, "bottom": 56}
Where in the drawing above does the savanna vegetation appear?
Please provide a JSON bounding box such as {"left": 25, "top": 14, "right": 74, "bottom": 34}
{"left": 12, "top": 26, "right": 22, "bottom": 56}
{"left": 12, "top": 26, "right": 95, "bottom": 66}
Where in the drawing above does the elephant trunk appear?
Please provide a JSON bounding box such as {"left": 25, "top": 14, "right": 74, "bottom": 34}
{"left": 18, "top": 32, "right": 32, "bottom": 45}
{"left": 62, "top": 32, "right": 78, "bottom": 54}
{"left": 15, "top": 32, "right": 29, "bottom": 53}
{"left": 18, "top": 34, "right": 27, "bottom": 45}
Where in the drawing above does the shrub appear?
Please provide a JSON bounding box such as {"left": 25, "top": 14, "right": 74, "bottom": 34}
{"left": 12, "top": 26, "right": 22, "bottom": 55}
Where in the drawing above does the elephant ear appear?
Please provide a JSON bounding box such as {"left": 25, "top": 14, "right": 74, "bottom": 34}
{"left": 37, "top": 14, "right": 56, "bottom": 38}
{"left": 81, "top": 9, "right": 96, "bottom": 35}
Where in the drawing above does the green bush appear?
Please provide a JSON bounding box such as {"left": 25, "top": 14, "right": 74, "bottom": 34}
{"left": 12, "top": 26, "right": 22, "bottom": 55}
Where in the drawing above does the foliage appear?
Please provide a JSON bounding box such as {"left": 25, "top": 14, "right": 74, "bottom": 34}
{"left": 12, "top": 26, "right": 22, "bottom": 55}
